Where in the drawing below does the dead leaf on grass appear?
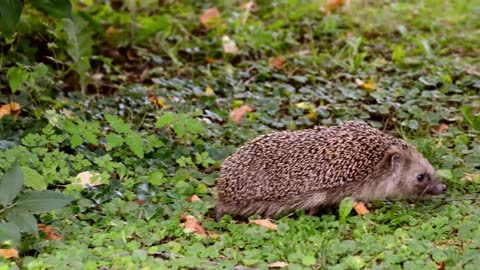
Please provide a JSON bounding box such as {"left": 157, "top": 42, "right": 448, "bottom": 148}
{"left": 230, "top": 105, "right": 254, "bottom": 124}
{"left": 249, "top": 219, "right": 277, "bottom": 230}
{"left": 269, "top": 57, "right": 285, "bottom": 69}
{"left": 355, "top": 78, "right": 377, "bottom": 91}
{"left": 188, "top": 195, "right": 201, "bottom": 202}
{"left": 200, "top": 7, "right": 221, "bottom": 29}
{"left": 0, "top": 248, "right": 18, "bottom": 259}
{"left": 431, "top": 123, "right": 449, "bottom": 134}
{"left": 74, "top": 171, "right": 102, "bottom": 187}
{"left": 460, "top": 173, "right": 480, "bottom": 182}
{"left": 180, "top": 214, "right": 208, "bottom": 237}
{"left": 0, "top": 102, "right": 21, "bottom": 120}
{"left": 205, "top": 86, "right": 215, "bottom": 96}
{"left": 353, "top": 202, "right": 370, "bottom": 215}
{"left": 38, "top": 224, "right": 62, "bottom": 240}
{"left": 268, "top": 261, "right": 289, "bottom": 268}
{"left": 222, "top": 35, "right": 240, "bottom": 54}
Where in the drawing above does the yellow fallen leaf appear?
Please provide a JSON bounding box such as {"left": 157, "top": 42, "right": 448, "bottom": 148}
{"left": 205, "top": 86, "right": 215, "bottom": 96}
{"left": 268, "top": 261, "right": 289, "bottom": 268}
{"left": 249, "top": 219, "right": 277, "bottom": 230}
{"left": 156, "top": 97, "right": 170, "bottom": 108}
{"left": 355, "top": 78, "right": 377, "bottom": 91}
{"left": 460, "top": 173, "right": 479, "bottom": 182}
{"left": 0, "top": 248, "right": 18, "bottom": 259}
{"left": 295, "top": 102, "right": 312, "bottom": 110}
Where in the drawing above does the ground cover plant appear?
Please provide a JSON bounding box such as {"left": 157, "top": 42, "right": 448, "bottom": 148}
{"left": 0, "top": 0, "right": 479, "bottom": 269}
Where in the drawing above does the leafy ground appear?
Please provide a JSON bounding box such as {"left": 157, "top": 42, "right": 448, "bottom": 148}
{"left": 1, "top": 0, "right": 480, "bottom": 269}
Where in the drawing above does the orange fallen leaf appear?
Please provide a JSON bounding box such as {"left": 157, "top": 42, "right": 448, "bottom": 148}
{"left": 268, "top": 261, "right": 289, "bottom": 268}
{"left": 222, "top": 35, "right": 239, "bottom": 54}
{"left": 353, "top": 202, "right": 370, "bottom": 215}
{"left": 249, "top": 219, "right": 277, "bottom": 230}
{"left": 0, "top": 102, "right": 21, "bottom": 120}
{"left": 180, "top": 214, "right": 208, "bottom": 237}
{"left": 106, "top": 26, "right": 116, "bottom": 37}
{"left": 431, "top": 123, "right": 449, "bottom": 134}
{"left": 321, "top": 0, "right": 351, "bottom": 13}
{"left": 200, "top": 7, "right": 221, "bottom": 29}
{"left": 0, "top": 248, "right": 18, "bottom": 259}
{"left": 269, "top": 57, "right": 285, "bottom": 69}
{"left": 206, "top": 57, "right": 220, "bottom": 64}
{"left": 188, "top": 195, "right": 201, "bottom": 202}
{"left": 38, "top": 224, "right": 62, "bottom": 240}
{"left": 230, "top": 105, "right": 254, "bottom": 124}
{"left": 436, "top": 261, "right": 445, "bottom": 270}
{"left": 355, "top": 78, "right": 377, "bottom": 91}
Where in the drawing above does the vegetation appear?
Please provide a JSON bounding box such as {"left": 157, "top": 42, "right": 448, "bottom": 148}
{"left": 0, "top": 0, "right": 479, "bottom": 269}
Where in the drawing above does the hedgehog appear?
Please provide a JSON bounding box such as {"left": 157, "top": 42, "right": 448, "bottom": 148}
{"left": 215, "top": 121, "right": 446, "bottom": 220}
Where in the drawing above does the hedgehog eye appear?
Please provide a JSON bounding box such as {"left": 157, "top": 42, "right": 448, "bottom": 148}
{"left": 416, "top": 173, "right": 425, "bottom": 182}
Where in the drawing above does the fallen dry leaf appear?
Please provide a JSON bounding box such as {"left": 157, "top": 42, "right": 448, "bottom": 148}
{"left": 353, "top": 202, "right": 370, "bottom": 215}
{"left": 268, "top": 261, "right": 289, "bottom": 268}
{"left": 269, "top": 57, "right": 285, "bottom": 69}
{"left": 0, "top": 102, "right": 21, "bottom": 120}
{"left": 188, "top": 195, "right": 201, "bottom": 202}
{"left": 431, "top": 123, "right": 449, "bottom": 134}
{"left": 249, "top": 219, "right": 277, "bottom": 230}
{"left": 321, "top": 0, "right": 351, "bottom": 13}
{"left": 460, "top": 173, "right": 480, "bottom": 182}
{"left": 200, "top": 7, "right": 221, "bottom": 29}
{"left": 180, "top": 214, "right": 208, "bottom": 237}
{"left": 222, "top": 35, "right": 239, "bottom": 54}
{"left": 241, "top": 1, "right": 257, "bottom": 11}
{"left": 74, "top": 171, "right": 102, "bottom": 187}
{"left": 38, "top": 224, "right": 62, "bottom": 240}
{"left": 207, "top": 230, "right": 221, "bottom": 239}
{"left": 0, "top": 248, "right": 18, "bottom": 259}
{"left": 230, "top": 105, "right": 254, "bottom": 124}
{"left": 355, "top": 78, "right": 377, "bottom": 91}
{"left": 436, "top": 261, "right": 445, "bottom": 270}
{"left": 205, "top": 86, "right": 215, "bottom": 96}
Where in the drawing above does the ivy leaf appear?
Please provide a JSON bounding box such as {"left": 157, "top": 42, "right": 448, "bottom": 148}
{"left": 0, "top": 162, "right": 23, "bottom": 207}
{"left": 185, "top": 118, "right": 205, "bottom": 134}
{"left": 105, "top": 133, "right": 124, "bottom": 150}
{"left": 0, "top": 223, "right": 21, "bottom": 246}
{"left": 11, "top": 191, "right": 74, "bottom": 214}
{"left": 125, "top": 133, "right": 145, "bottom": 158}
{"left": 0, "top": 0, "right": 22, "bottom": 35}
{"left": 21, "top": 166, "right": 47, "bottom": 190}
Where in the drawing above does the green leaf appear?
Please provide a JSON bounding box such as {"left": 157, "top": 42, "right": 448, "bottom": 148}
{"left": 63, "top": 16, "right": 92, "bottom": 93}
{"left": 125, "top": 133, "right": 145, "bottom": 158}
{"left": 461, "top": 106, "right": 480, "bottom": 130}
{"left": 105, "top": 133, "right": 124, "bottom": 150}
{"left": 172, "top": 122, "right": 186, "bottom": 138}
{"left": 302, "top": 255, "right": 316, "bottom": 266}
{"left": 70, "top": 133, "right": 83, "bottom": 148}
{"left": 156, "top": 112, "right": 175, "bottom": 128}
{"left": 0, "top": 0, "right": 22, "bottom": 35}
{"left": 83, "top": 130, "right": 99, "bottom": 145}
{"left": 21, "top": 166, "right": 47, "bottom": 190}
{"left": 6, "top": 66, "right": 28, "bottom": 93}
{"left": 185, "top": 118, "right": 205, "bottom": 134}
{"left": 6, "top": 212, "right": 38, "bottom": 235}
{"left": 105, "top": 114, "right": 132, "bottom": 134}
{"left": 436, "top": 169, "right": 453, "bottom": 181}
{"left": 11, "top": 190, "right": 74, "bottom": 214}
{"left": 0, "top": 222, "right": 21, "bottom": 246}
{"left": 0, "top": 162, "right": 24, "bottom": 207}
{"left": 339, "top": 197, "right": 353, "bottom": 220}
{"left": 31, "top": 0, "right": 72, "bottom": 19}
{"left": 148, "top": 171, "right": 165, "bottom": 185}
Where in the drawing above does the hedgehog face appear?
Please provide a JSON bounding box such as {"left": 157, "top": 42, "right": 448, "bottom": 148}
{"left": 392, "top": 150, "right": 447, "bottom": 198}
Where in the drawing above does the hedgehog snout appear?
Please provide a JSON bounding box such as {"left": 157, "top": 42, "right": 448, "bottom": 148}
{"left": 430, "top": 184, "right": 447, "bottom": 195}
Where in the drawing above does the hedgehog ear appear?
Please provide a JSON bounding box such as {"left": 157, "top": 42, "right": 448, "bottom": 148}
{"left": 390, "top": 153, "right": 401, "bottom": 171}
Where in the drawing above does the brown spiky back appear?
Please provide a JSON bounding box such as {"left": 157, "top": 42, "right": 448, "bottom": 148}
{"left": 217, "top": 121, "right": 410, "bottom": 203}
